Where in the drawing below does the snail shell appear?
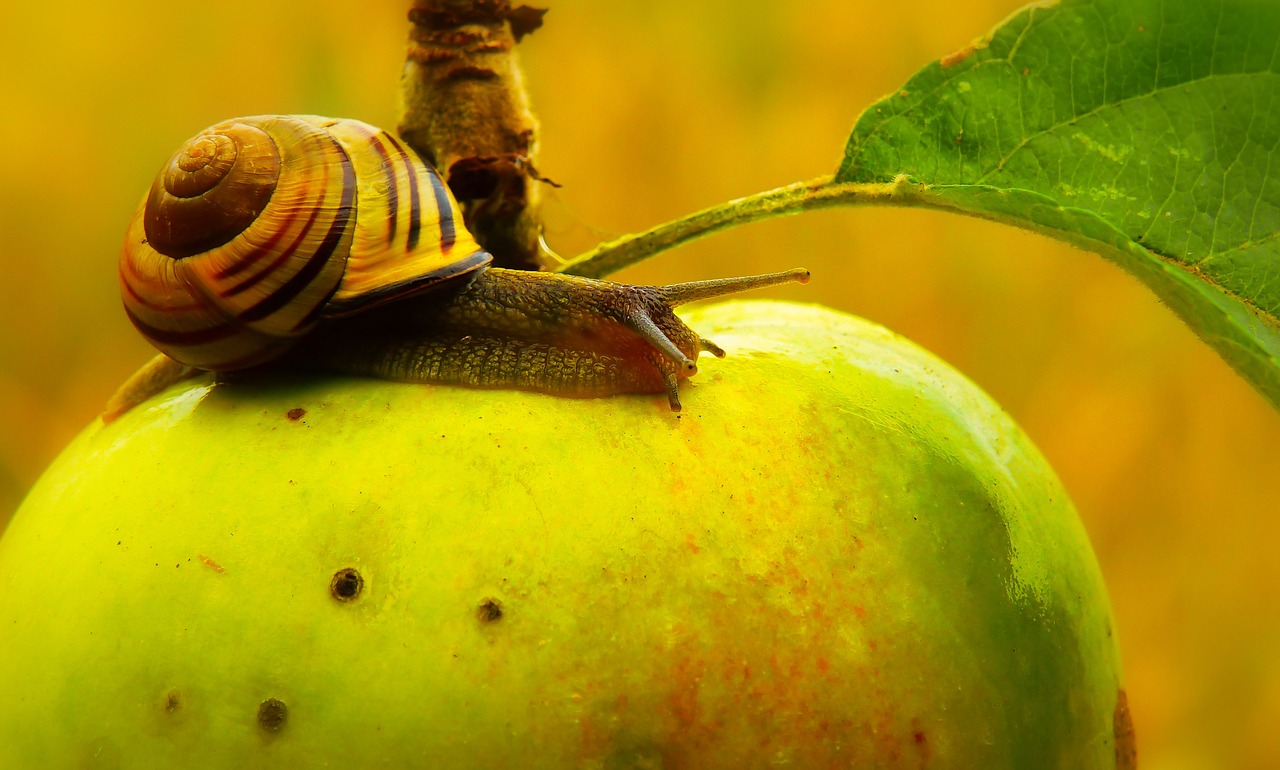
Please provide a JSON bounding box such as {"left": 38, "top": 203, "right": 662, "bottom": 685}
{"left": 119, "top": 115, "right": 491, "bottom": 370}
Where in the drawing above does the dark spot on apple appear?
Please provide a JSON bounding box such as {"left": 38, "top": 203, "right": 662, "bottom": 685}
{"left": 1114, "top": 689, "right": 1137, "bottom": 769}
{"left": 604, "top": 740, "right": 663, "bottom": 769}
{"left": 330, "top": 568, "right": 364, "bottom": 602}
{"left": 164, "top": 690, "right": 181, "bottom": 714}
{"left": 477, "top": 598, "right": 503, "bottom": 623}
{"left": 286, "top": 407, "right": 306, "bottom": 421}
{"left": 258, "top": 698, "right": 287, "bottom": 733}
{"left": 909, "top": 716, "right": 931, "bottom": 760}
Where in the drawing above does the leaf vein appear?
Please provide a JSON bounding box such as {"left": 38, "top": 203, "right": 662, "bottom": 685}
{"left": 976, "top": 71, "right": 1280, "bottom": 185}
{"left": 1245, "top": 106, "right": 1277, "bottom": 248}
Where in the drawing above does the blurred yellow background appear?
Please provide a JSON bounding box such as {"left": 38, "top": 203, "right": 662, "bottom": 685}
{"left": 1, "top": 0, "right": 1278, "bottom": 767}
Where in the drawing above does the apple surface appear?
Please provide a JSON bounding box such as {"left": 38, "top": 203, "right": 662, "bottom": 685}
{"left": 0, "top": 301, "right": 1132, "bottom": 768}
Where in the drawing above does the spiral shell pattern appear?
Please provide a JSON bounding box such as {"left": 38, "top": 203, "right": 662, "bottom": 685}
{"left": 120, "top": 115, "right": 491, "bottom": 370}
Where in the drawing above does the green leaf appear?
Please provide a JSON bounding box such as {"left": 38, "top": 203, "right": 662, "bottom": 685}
{"left": 838, "top": 0, "right": 1280, "bottom": 410}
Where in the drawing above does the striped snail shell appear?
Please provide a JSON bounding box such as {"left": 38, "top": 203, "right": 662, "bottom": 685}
{"left": 119, "top": 115, "right": 491, "bottom": 371}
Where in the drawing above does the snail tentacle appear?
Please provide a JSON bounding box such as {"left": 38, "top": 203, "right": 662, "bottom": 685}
{"left": 700, "top": 338, "right": 727, "bottom": 358}
{"left": 657, "top": 268, "right": 811, "bottom": 306}
{"left": 662, "top": 372, "right": 684, "bottom": 412}
{"left": 625, "top": 309, "right": 697, "bottom": 374}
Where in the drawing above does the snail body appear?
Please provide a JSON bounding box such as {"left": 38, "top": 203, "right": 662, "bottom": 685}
{"left": 109, "top": 115, "right": 807, "bottom": 418}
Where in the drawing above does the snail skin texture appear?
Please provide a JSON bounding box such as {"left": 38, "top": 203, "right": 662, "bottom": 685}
{"left": 111, "top": 114, "right": 807, "bottom": 418}
{"left": 0, "top": 302, "right": 1131, "bottom": 768}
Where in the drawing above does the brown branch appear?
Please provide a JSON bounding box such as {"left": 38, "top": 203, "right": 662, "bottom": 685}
{"left": 398, "top": 0, "right": 549, "bottom": 271}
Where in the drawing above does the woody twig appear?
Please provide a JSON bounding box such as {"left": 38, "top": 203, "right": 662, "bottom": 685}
{"left": 398, "top": 0, "right": 550, "bottom": 271}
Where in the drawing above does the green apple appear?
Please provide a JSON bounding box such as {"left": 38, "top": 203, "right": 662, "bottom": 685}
{"left": 0, "top": 301, "right": 1132, "bottom": 768}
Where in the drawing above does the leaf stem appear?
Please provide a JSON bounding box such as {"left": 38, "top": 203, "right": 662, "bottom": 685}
{"left": 555, "top": 174, "right": 918, "bottom": 279}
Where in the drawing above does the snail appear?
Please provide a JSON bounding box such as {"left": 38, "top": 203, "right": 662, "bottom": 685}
{"left": 106, "top": 114, "right": 808, "bottom": 420}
